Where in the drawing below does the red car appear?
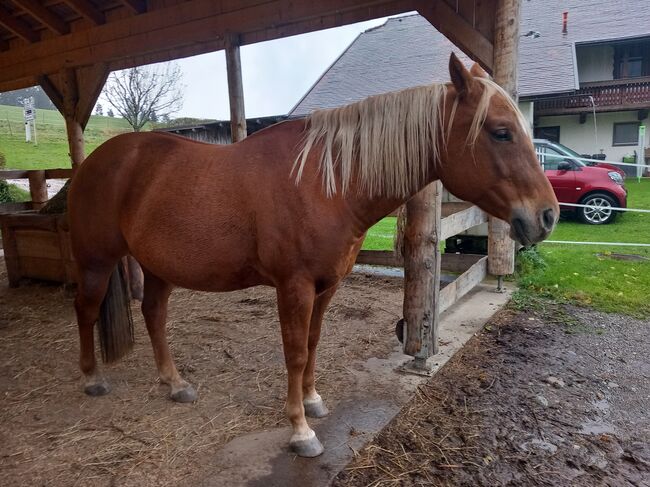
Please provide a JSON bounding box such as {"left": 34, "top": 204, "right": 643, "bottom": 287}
{"left": 534, "top": 139, "right": 627, "bottom": 225}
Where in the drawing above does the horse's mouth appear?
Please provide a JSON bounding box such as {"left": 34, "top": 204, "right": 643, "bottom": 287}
{"left": 510, "top": 217, "right": 533, "bottom": 247}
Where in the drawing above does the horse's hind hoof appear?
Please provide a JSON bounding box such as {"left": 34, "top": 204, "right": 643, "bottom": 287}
{"left": 304, "top": 397, "right": 329, "bottom": 418}
{"left": 290, "top": 431, "right": 324, "bottom": 458}
{"left": 171, "top": 386, "right": 197, "bottom": 403}
{"left": 84, "top": 380, "right": 111, "bottom": 397}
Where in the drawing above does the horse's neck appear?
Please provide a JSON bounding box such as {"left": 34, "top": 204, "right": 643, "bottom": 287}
{"left": 343, "top": 172, "right": 439, "bottom": 234}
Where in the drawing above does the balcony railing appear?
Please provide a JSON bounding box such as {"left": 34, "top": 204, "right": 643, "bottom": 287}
{"left": 534, "top": 77, "right": 650, "bottom": 115}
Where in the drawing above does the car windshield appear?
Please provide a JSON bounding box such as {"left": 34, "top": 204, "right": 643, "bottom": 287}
{"left": 548, "top": 142, "right": 586, "bottom": 167}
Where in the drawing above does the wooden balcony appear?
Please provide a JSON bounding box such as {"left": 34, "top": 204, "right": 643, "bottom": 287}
{"left": 534, "top": 77, "right": 650, "bottom": 116}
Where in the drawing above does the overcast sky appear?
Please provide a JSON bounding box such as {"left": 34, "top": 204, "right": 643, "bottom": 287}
{"left": 150, "top": 17, "right": 392, "bottom": 120}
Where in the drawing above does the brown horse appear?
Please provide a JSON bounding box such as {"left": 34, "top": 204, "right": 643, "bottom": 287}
{"left": 67, "top": 54, "right": 558, "bottom": 457}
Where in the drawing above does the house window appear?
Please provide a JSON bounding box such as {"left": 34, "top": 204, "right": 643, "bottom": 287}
{"left": 613, "top": 122, "right": 640, "bottom": 146}
{"left": 614, "top": 40, "right": 650, "bottom": 79}
{"left": 534, "top": 126, "right": 560, "bottom": 143}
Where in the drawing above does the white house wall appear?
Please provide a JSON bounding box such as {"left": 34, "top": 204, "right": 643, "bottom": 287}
{"left": 536, "top": 110, "right": 649, "bottom": 163}
{"left": 576, "top": 44, "right": 614, "bottom": 83}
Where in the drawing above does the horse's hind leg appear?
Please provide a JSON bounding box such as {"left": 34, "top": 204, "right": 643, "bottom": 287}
{"left": 276, "top": 278, "right": 323, "bottom": 457}
{"left": 302, "top": 285, "right": 337, "bottom": 419}
{"left": 141, "top": 269, "right": 197, "bottom": 403}
{"left": 75, "top": 266, "right": 113, "bottom": 396}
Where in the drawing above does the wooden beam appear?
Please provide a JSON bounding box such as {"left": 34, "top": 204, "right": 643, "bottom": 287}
{"left": 402, "top": 181, "right": 442, "bottom": 368}
{"left": 38, "top": 74, "right": 64, "bottom": 112}
{"left": 440, "top": 203, "right": 487, "bottom": 240}
{"left": 225, "top": 33, "right": 247, "bottom": 142}
{"left": 13, "top": 0, "right": 69, "bottom": 35}
{"left": 439, "top": 255, "right": 487, "bottom": 313}
{"left": 74, "top": 63, "right": 109, "bottom": 128}
{"left": 63, "top": 0, "right": 105, "bottom": 25}
{"left": 28, "top": 170, "right": 48, "bottom": 210}
{"left": 0, "top": 5, "right": 39, "bottom": 43}
{"left": 120, "top": 0, "right": 146, "bottom": 15}
{"left": 0, "top": 0, "right": 413, "bottom": 88}
{"left": 416, "top": 0, "right": 494, "bottom": 72}
{"left": 488, "top": 0, "right": 520, "bottom": 277}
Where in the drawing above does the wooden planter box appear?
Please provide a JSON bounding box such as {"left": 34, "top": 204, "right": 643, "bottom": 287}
{"left": 0, "top": 211, "right": 75, "bottom": 287}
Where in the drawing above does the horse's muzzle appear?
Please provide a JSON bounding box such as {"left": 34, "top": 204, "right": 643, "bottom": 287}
{"left": 509, "top": 207, "right": 558, "bottom": 246}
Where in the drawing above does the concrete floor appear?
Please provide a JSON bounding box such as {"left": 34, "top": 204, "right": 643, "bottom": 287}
{"left": 199, "top": 279, "right": 513, "bottom": 487}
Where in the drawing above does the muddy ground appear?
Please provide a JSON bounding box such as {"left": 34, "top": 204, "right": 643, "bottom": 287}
{"left": 334, "top": 301, "right": 650, "bottom": 487}
{"left": 0, "top": 265, "right": 403, "bottom": 486}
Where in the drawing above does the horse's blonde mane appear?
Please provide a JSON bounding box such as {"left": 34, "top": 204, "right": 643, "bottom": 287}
{"left": 293, "top": 77, "right": 529, "bottom": 198}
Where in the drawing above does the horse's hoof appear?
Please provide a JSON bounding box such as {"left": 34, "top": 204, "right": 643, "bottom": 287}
{"left": 170, "top": 386, "right": 197, "bottom": 403}
{"left": 304, "top": 397, "right": 329, "bottom": 418}
{"left": 290, "top": 431, "right": 324, "bottom": 458}
{"left": 84, "top": 380, "right": 111, "bottom": 397}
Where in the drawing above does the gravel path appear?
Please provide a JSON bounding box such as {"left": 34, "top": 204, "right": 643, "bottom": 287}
{"left": 6, "top": 178, "right": 67, "bottom": 198}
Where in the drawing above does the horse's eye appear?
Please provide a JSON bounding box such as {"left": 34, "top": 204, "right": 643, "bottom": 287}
{"left": 492, "top": 128, "right": 512, "bottom": 142}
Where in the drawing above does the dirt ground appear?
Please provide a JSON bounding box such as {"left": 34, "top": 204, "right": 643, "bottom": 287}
{"left": 0, "top": 265, "right": 404, "bottom": 486}
{"left": 334, "top": 301, "right": 650, "bottom": 487}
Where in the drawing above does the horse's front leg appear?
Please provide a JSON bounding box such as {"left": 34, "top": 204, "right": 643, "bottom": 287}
{"left": 302, "top": 286, "right": 338, "bottom": 419}
{"left": 141, "top": 270, "right": 197, "bottom": 403}
{"left": 276, "top": 278, "right": 323, "bottom": 457}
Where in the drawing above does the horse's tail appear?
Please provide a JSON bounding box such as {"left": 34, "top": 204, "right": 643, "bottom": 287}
{"left": 98, "top": 263, "right": 135, "bottom": 363}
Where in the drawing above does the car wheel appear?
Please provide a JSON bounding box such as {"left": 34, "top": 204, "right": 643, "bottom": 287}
{"left": 578, "top": 193, "right": 618, "bottom": 225}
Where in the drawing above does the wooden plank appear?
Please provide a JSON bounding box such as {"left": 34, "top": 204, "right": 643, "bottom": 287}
{"left": 356, "top": 250, "right": 402, "bottom": 267}
{"left": 356, "top": 249, "right": 484, "bottom": 274}
{"left": 19, "top": 256, "right": 65, "bottom": 282}
{"left": 225, "top": 33, "right": 247, "bottom": 142}
{"left": 0, "top": 212, "right": 58, "bottom": 231}
{"left": 13, "top": 0, "right": 70, "bottom": 35}
{"left": 0, "top": 202, "right": 32, "bottom": 213}
{"left": 0, "top": 0, "right": 413, "bottom": 87}
{"left": 402, "top": 181, "right": 442, "bottom": 362}
{"left": 0, "top": 168, "right": 72, "bottom": 179}
{"left": 441, "top": 203, "right": 487, "bottom": 240}
{"left": 63, "top": 0, "right": 105, "bottom": 25}
{"left": 488, "top": 0, "right": 519, "bottom": 276}
{"left": 0, "top": 5, "right": 38, "bottom": 43}
{"left": 416, "top": 0, "right": 493, "bottom": 72}
{"left": 0, "top": 219, "right": 22, "bottom": 286}
{"left": 0, "top": 169, "right": 29, "bottom": 179}
{"left": 15, "top": 229, "right": 61, "bottom": 259}
{"left": 439, "top": 255, "right": 487, "bottom": 313}
{"left": 44, "top": 168, "right": 73, "bottom": 178}
{"left": 120, "top": 0, "right": 147, "bottom": 14}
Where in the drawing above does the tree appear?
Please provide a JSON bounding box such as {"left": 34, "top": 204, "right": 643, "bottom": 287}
{"left": 95, "top": 103, "right": 103, "bottom": 116}
{"left": 103, "top": 63, "right": 184, "bottom": 132}
{"left": 107, "top": 108, "right": 115, "bottom": 117}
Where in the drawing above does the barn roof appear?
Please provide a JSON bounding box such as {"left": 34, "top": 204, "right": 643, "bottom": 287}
{"left": 291, "top": 1, "right": 650, "bottom": 116}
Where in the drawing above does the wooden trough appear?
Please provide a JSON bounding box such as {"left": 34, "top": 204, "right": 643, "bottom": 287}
{"left": 1, "top": 168, "right": 74, "bottom": 287}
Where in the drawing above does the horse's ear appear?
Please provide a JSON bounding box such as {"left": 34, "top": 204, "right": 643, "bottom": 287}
{"left": 470, "top": 63, "right": 489, "bottom": 79}
{"left": 449, "top": 53, "right": 474, "bottom": 97}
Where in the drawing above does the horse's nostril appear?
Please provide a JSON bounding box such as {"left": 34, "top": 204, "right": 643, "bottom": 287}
{"left": 542, "top": 208, "right": 556, "bottom": 231}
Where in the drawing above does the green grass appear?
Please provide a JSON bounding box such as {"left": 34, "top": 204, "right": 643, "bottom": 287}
{"left": 364, "top": 180, "right": 650, "bottom": 317}
{"left": 516, "top": 179, "right": 650, "bottom": 318}
{"left": 0, "top": 104, "right": 137, "bottom": 169}
{"left": 363, "top": 217, "right": 397, "bottom": 250}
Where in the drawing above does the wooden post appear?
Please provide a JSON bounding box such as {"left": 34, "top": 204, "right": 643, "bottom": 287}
{"left": 225, "top": 33, "right": 247, "bottom": 143}
{"left": 488, "top": 0, "right": 520, "bottom": 280}
{"left": 62, "top": 69, "right": 86, "bottom": 170}
{"left": 402, "top": 181, "right": 442, "bottom": 371}
{"left": 28, "top": 170, "right": 48, "bottom": 210}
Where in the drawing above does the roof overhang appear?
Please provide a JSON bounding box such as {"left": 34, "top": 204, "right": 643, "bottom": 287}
{"left": 0, "top": 0, "right": 497, "bottom": 93}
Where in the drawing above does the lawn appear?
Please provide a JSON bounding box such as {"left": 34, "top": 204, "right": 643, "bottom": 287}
{"left": 364, "top": 180, "right": 650, "bottom": 317}
{"left": 0, "top": 104, "right": 136, "bottom": 169}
